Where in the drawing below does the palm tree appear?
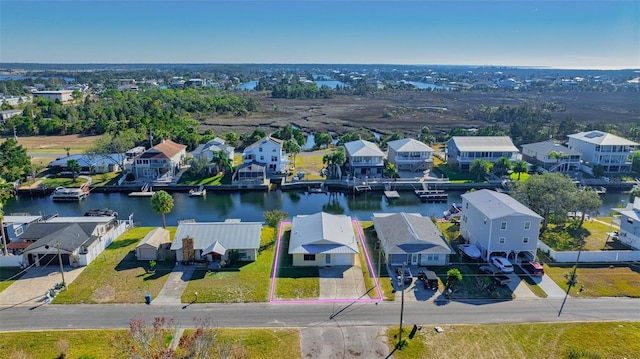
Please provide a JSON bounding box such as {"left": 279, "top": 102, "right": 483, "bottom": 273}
{"left": 493, "top": 156, "right": 512, "bottom": 176}
{"left": 512, "top": 160, "right": 529, "bottom": 180}
{"left": 66, "top": 159, "right": 81, "bottom": 183}
{"left": 211, "top": 150, "right": 232, "bottom": 174}
{"left": 150, "top": 190, "right": 174, "bottom": 228}
{"left": 469, "top": 159, "right": 492, "bottom": 182}
{"left": 549, "top": 150, "right": 569, "bottom": 172}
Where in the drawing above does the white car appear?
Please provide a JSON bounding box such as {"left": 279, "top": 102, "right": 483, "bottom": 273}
{"left": 491, "top": 257, "right": 514, "bottom": 273}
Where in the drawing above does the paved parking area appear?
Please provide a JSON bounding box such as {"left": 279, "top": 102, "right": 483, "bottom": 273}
{"left": 301, "top": 325, "right": 389, "bottom": 358}
{"left": 318, "top": 264, "right": 368, "bottom": 300}
{"left": 152, "top": 263, "right": 196, "bottom": 304}
{"left": 0, "top": 265, "right": 86, "bottom": 306}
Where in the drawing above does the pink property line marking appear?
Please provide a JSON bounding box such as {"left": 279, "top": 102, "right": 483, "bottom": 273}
{"left": 268, "top": 219, "right": 383, "bottom": 304}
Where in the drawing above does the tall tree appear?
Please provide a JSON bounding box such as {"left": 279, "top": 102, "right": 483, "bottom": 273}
{"left": 86, "top": 130, "right": 138, "bottom": 170}
{"left": 0, "top": 138, "right": 31, "bottom": 182}
{"left": 512, "top": 160, "right": 529, "bottom": 180}
{"left": 283, "top": 139, "right": 301, "bottom": 168}
{"left": 66, "top": 159, "right": 81, "bottom": 183}
{"left": 512, "top": 172, "right": 577, "bottom": 230}
{"left": 150, "top": 190, "right": 174, "bottom": 228}
{"left": 572, "top": 189, "right": 602, "bottom": 227}
{"left": 0, "top": 178, "right": 15, "bottom": 255}
{"left": 493, "top": 156, "right": 512, "bottom": 176}
{"left": 469, "top": 159, "right": 492, "bottom": 182}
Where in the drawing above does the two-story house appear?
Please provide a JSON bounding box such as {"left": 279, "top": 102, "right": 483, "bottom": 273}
{"left": 242, "top": 136, "right": 288, "bottom": 174}
{"left": 613, "top": 197, "right": 640, "bottom": 250}
{"left": 344, "top": 140, "right": 385, "bottom": 178}
{"left": 521, "top": 141, "right": 582, "bottom": 173}
{"left": 567, "top": 131, "right": 638, "bottom": 174}
{"left": 445, "top": 136, "right": 519, "bottom": 172}
{"left": 386, "top": 138, "right": 434, "bottom": 172}
{"left": 459, "top": 189, "right": 542, "bottom": 262}
{"left": 131, "top": 139, "right": 186, "bottom": 182}
{"left": 191, "top": 137, "right": 235, "bottom": 174}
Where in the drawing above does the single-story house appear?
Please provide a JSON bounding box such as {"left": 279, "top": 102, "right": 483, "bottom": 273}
{"left": 288, "top": 212, "right": 359, "bottom": 266}
{"left": 135, "top": 227, "right": 171, "bottom": 261}
{"left": 372, "top": 212, "right": 454, "bottom": 267}
{"left": 170, "top": 220, "right": 262, "bottom": 263}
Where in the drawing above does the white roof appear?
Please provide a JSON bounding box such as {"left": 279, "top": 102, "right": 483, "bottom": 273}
{"left": 448, "top": 136, "right": 519, "bottom": 152}
{"left": 289, "top": 212, "right": 359, "bottom": 255}
{"left": 567, "top": 131, "right": 638, "bottom": 146}
{"left": 614, "top": 197, "right": 640, "bottom": 221}
{"left": 462, "top": 189, "right": 542, "bottom": 220}
{"left": 344, "top": 140, "right": 384, "bottom": 157}
{"left": 170, "top": 222, "right": 262, "bottom": 251}
{"left": 46, "top": 216, "right": 114, "bottom": 223}
{"left": 136, "top": 227, "right": 170, "bottom": 249}
{"left": 387, "top": 138, "right": 434, "bottom": 152}
{"left": 2, "top": 215, "right": 42, "bottom": 224}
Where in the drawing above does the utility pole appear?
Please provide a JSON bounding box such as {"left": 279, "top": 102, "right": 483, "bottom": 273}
{"left": 558, "top": 242, "right": 583, "bottom": 316}
{"left": 398, "top": 261, "right": 406, "bottom": 348}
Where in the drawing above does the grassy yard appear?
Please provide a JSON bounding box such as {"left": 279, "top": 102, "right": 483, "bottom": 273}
{"left": 181, "top": 328, "right": 300, "bottom": 359}
{"left": 272, "top": 230, "right": 320, "bottom": 300}
{"left": 360, "top": 221, "right": 395, "bottom": 301}
{"left": 40, "top": 176, "right": 91, "bottom": 188}
{"left": 389, "top": 322, "right": 640, "bottom": 359}
{"left": 544, "top": 262, "right": 640, "bottom": 298}
{"left": 178, "top": 172, "right": 231, "bottom": 185}
{"left": 0, "top": 329, "right": 123, "bottom": 359}
{"left": 541, "top": 219, "right": 627, "bottom": 251}
{"left": 0, "top": 267, "right": 24, "bottom": 293}
{"left": 54, "top": 227, "right": 176, "bottom": 304}
{"left": 289, "top": 149, "right": 331, "bottom": 180}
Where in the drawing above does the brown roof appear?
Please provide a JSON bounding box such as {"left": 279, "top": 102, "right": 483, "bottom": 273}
{"left": 149, "top": 139, "right": 186, "bottom": 158}
{"left": 7, "top": 242, "right": 32, "bottom": 249}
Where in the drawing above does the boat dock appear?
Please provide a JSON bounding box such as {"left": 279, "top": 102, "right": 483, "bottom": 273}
{"left": 52, "top": 184, "right": 90, "bottom": 202}
{"left": 383, "top": 182, "right": 400, "bottom": 199}
{"left": 415, "top": 182, "right": 448, "bottom": 202}
{"left": 129, "top": 183, "right": 155, "bottom": 197}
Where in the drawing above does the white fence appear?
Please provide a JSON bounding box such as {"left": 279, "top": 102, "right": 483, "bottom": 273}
{"left": 538, "top": 241, "right": 640, "bottom": 263}
{"left": 0, "top": 255, "right": 24, "bottom": 267}
{"left": 79, "top": 220, "right": 131, "bottom": 266}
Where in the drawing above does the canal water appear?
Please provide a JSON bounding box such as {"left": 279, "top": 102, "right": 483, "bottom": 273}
{"left": 4, "top": 189, "right": 629, "bottom": 227}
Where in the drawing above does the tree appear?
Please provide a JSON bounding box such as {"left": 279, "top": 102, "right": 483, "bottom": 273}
{"left": 211, "top": 150, "right": 233, "bottom": 174}
{"left": 86, "top": 130, "right": 138, "bottom": 171}
{"left": 512, "top": 160, "right": 528, "bottom": 180}
{"left": 629, "top": 186, "right": 640, "bottom": 203}
{"left": 0, "top": 178, "right": 15, "bottom": 256}
{"left": 384, "top": 162, "right": 398, "bottom": 178}
{"left": 469, "top": 159, "right": 492, "bottom": 182}
{"left": 572, "top": 188, "right": 602, "bottom": 227}
{"left": 493, "top": 156, "right": 512, "bottom": 176}
{"left": 151, "top": 190, "right": 174, "bottom": 228}
{"left": 591, "top": 164, "right": 605, "bottom": 178}
{"left": 64, "top": 146, "right": 71, "bottom": 157}
{"left": 264, "top": 209, "right": 288, "bottom": 229}
{"left": 322, "top": 149, "right": 346, "bottom": 179}
{"left": 66, "top": 159, "right": 81, "bottom": 183}
{"left": 0, "top": 138, "right": 31, "bottom": 182}
{"left": 512, "top": 172, "right": 577, "bottom": 230}
{"left": 283, "top": 139, "right": 301, "bottom": 169}
{"left": 549, "top": 150, "right": 569, "bottom": 172}
{"left": 445, "top": 268, "right": 462, "bottom": 292}
{"left": 314, "top": 132, "right": 332, "bottom": 149}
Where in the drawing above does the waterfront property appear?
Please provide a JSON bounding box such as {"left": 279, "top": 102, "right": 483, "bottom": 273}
{"left": 170, "top": 220, "right": 263, "bottom": 263}
{"left": 344, "top": 140, "right": 385, "bottom": 178}
{"left": 242, "top": 136, "right": 289, "bottom": 174}
{"left": 130, "top": 139, "right": 187, "bottom": 182}
{"left": 372, "top": 212, "right": 454, "bottom": 266}
{"left": 48, "top": 154, "right": 122, "bottom": 174}
{"left": 2, "top": 215, "right": 43, "bottom": 253}
{"left": 445, "top": 136, "right": 519, "bottom": 172}
{"left": 613, "top": 197, "right": 640, "bottom": 250}
{"left": 386, "top": 138, "right": 434, "bottom": 172}
{"left": 232, "top": 161, "right": 267, "bottom": 184}
{"left": 135, "top": 227, "right": 172, "bottom": 261}
{"left": 567, "top": 130, "right": 638, "bottom": 174}
{"left": 191, "top": 137, "right": 235, "bottom": 174}
{"left": 288, "top": 212, "right": 359, "bottom": 266}
{"left": 459, "top": 189, "right": 542, "bottom": 262}
{"left": 520, "top": 141, "right": 581, "bottom": 173}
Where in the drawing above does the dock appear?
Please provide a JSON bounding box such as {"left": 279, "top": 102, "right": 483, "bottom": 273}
{"left": 384, "top": 190, "right": 400, "bottom": 199}
{"left": 415, "top": 182, "right": 448, "bottom": 202}
{"left": 129, "top": 183, "right": 155, "bottom": 197}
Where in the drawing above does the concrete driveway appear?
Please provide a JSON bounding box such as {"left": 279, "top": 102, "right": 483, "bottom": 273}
{"left": 0, "top": 265, "right": 86, "bottom": 306}
{"left": 300, "top": 325, "right": 389, "bottom": 358}
{"left": 318, "top": 264, "right": 368, "bottom": 300}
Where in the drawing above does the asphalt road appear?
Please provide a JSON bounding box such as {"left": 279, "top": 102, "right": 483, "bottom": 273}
{"left": 1, "top": 297, "right": 638, "bottom": 332}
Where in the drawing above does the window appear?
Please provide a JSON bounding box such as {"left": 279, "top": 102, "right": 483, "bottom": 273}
{"left": 499, "top": 237, "right": 506, "bottom": 244}
{"left": 628, "top": 218, "right": 634, "bottom": 224}
{"left": 260, "top": 156, "right": 264, "bottom": 161}
{"left": 15, "top": 227, "right": 23, "bottom": 236}
{"left": 500, "top": 222, "right": 507, "bottom": 230}
{"left": 271, "top": 156, "right": 277, "bottom": 161}
{"left": 463, "top": 215, "right": 467, "bottom": 223}
{"left": 259, "top": 147, "right": 263, "bottom": 152}
{"left": 523, "top": 237, "right": 529, "bottom": 243}
{"left": 524, "top": 221, "right": 531, "bottom": 230}
{"left": 427, "top": 254, "right": 439, "bottom": 261}
{"left": 303, "top": 254, "right": 316, "bottom": 261}
{"left": 465, "top": 202, "right": 469, "bottom": 209}
{"left": 483, "top": 218, "right": 487, "bottom": 225}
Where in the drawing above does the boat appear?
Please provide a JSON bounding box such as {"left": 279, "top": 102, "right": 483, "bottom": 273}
{"left": 443, "top": 203, "right": 463, "bottom": 219}
{"left": 84, "top": 208, "right": 118, "bottom": 217}
{"left": 129, "top": 183, "right": 155, "bottom": 197}
{"left": 52, "top": 185, "right": 89, "bottom": 202}
{"left": 189, "top": 185, "right": 207, "bottom": 197}
{"left": 458, "top": 244, "right": 481, "bottom": 259}
{"left": 307, "top": 183, "right": 327, "bottom": 194}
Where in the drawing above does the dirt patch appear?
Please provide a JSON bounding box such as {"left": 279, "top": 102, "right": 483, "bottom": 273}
{"left": 300, "top": 326, "right": 389, "bottom": 359}
{"left": 92, "top": 286, "right": 115, "bottom": 303}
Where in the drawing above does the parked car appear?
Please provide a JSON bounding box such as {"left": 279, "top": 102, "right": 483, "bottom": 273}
{"left": 479, "top": 265, "right": 511, "bottom": 286}
{"left": 522, "top": 260, "right": 544, "bottom": 276}
{"left": 491, "top": 257, "right": 514, "bottom": 273}
{"left": 418, "top": 270, "right": 439, "bottom": 290}
{"left": 396, "top": 267, "right": 413, "bottom": 284}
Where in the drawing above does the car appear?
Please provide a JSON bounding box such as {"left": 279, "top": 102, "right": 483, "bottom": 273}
{"left": 490, "top": 257, "right": 514, "bottom": 273}
{"left": 522, "top": 260, "right": 544, "bottom": 276}
{"left": 396, "top": 267, "right": 413, "bottom": 284}
{"left": 479, "top": 265, "right": 511, "bottom": 285}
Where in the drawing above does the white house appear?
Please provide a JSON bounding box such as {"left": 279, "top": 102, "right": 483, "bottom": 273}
{"left": 613, "top": 198, "right": 640, "bottom": 250}
{"left": 289, "top": 212, "right": 359, "bottom": 266}
{"left": 446, "top": 136, "right": 519, "bottom": 172}
{"left": 372, "top": 212, "right": 454, "bottom": 267}
{"left": 567, "top": 130, "right": 638, "bottom": 174}
{"left": 521, "top": 141, "right": 581, "bottom": 173}
{"left": 387, "top": 138, "right": 434, "bottom": 172}
{"left": 131, "top": 139, "right": 186, "bottom": 181}
{"left": 460, "top": 189, "right": 542, "bottom": 262}
{"left": 192, "top": 137, "right": 235, "bottom": 173}
{"left": 242, "top": 136, "right": 288, "bottom": 174}
{"left": 0, "top": 109, "right": 23, "bottom": 121}
{"left": 344, "top": 140, "right": 385, "bottom": 178}
{"left": 170, "top": 220, "right": 263, "bottom": 263}
{"left": 32, "top": 90, "right": 74, "bottom": 103}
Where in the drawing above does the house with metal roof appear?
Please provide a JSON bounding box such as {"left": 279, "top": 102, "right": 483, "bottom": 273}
{"left": 613, "top": 197, "right": 640, "bottom": 250}
{"left": 48, "top": 154, "right": 122, "bottom": 174}
{"left": 372, "top": 212, "right": 454, "bottom": 267}
{"left": 289, "top": 212, "right": 359, "bottom": 266}
{"left": 344, "top": 140, "right": 385, "bottom": 178}
{"left": 521, "top": 141, "right": 581, "bottom": 173}
{"left": 170, "top": 220, "right": 263, "bottom": 263}
{"left": 445, "top": 136, "right": 519, "bottom": 172}
{"left": 460, "top": 189, "right": 542, "bottom": 262}
{"left": 135, "top": 227, "right": 171, "bottom": 261}
{"left": 387, "top": 138, "right": 434, "bottom": 172}
{"left": 567, "top": 130, "right": 637, "bottom": 174}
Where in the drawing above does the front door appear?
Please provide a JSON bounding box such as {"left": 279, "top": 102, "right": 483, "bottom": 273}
{"left": 411, "top": 254, "right": 419, "bottom": 265}
{"left": 325, "top": 254, "right": 331, "bottom": 265}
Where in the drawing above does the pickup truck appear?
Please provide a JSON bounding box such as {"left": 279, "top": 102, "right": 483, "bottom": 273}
{"left": 479, "top": 265, "right": 511, "bottom": 286}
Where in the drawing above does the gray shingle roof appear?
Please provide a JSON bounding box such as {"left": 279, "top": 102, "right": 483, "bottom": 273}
{"left": 372, "top": 212, "right": 454, "bottom": 255}
{"left": 170, "top": 222, "right": 262, "bottom": 251}
{"left": 289, "top": 212, "right": 359, "bottom": 254}
{"left": 461, "top": 189, "right": 542, "bottom": 220}
{"left": 23, "top": 223, "right": 94, "bottom": 254}
{"left": 521, "top": 141, "right": 581, "bottom": 156}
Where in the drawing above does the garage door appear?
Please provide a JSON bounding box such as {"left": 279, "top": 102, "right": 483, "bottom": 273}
{"left": 137, "top": 247, "right": 157, "bottom": 261}
{"left": 334, "top": 253, "right": 353, "bottom": 266}
{"left": 37, "top": 254, "right": 70, "bottom": 266}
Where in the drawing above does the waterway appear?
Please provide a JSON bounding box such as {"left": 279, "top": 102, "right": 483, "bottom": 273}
{"left": 4, "top": 189, "right": 630, "bottom": 227}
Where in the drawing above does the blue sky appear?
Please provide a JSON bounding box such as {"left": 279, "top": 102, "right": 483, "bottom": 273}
{"left": 1, "top": 0, "right": 638, "bottom": 69}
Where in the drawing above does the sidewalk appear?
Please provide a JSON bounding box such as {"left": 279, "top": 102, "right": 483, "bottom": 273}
{"left": 152, "top": 263, "right": 196, "bottom": 304}
{"left": 535, "top": 274, "right": 567, "bottom": 298}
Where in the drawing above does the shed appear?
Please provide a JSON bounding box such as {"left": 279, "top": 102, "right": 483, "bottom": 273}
{"left": 136, "top": 228, "right": 171, "bottom": 261}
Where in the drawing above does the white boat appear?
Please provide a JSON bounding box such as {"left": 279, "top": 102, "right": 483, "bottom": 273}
{"left": 458, "top": 244, "right": 481, "bottom": 259}
{"left": 52, "top": 186, "right": 89, "bottom": 201}
{"left": 189, "top": 185, "right": 206, "bottom": 197}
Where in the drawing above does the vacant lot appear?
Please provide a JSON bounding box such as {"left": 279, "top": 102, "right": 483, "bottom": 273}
{"left": 0, "top": 267, "right": 23, "bottom": 293}
{"left": 54, "top": 227, "right": 176, "bottom": 304}
{"left": 389, "top": 321, "right": 640, "bottom": 359}
{"left": 544, "top": 262, "right": 640, "bottom": 298}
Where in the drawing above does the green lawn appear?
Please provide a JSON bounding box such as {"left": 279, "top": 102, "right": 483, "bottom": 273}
{"left": 544, "top": 262, "right": 640, "bottom": 298}
{"left": 0, "top": 329, "right": 123, "bottom": 359}
{"left": 181, "top": 328, "right": 300, "bottom": 359}
{"left": 41, "top": 176, "right": 90, "bottom": 188}
{"left": 360, "top": 221, "right": 395, "bottom": 300}
{"left": 272, "top": 230, "right": 320, "bottom": 300}
{"left": 178, "top": 172, "right": 231, "bottom": 185}
{"left": 541, "top": 219, "right": 627, "bottom": 251}
{"left": 0, "top": 267, "right": 24, "bottom": 293}
{"left": 54, "top": 227, "right": 176, "bottom": 304}
{"left": 390, "top": 322, "right": 640, "bottom": 359}
{"left": 289, "top": 149, "right": 331, "bottom": 180}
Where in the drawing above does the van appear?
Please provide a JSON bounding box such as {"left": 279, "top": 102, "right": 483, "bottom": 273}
{"left": 523, "top": 261, "right": 544, "bottom": 276}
